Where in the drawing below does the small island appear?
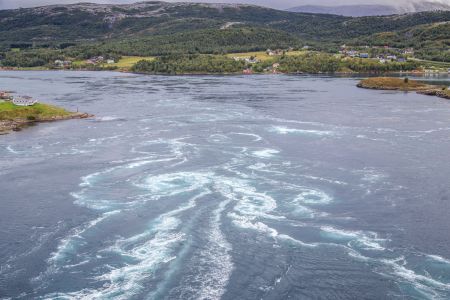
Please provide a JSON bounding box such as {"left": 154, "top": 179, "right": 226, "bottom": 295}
{"left": 0, "top": 92, "right": 92, "bottom": 134}
{"left": 357, "top": 77, "right": 450, "bottom": 100}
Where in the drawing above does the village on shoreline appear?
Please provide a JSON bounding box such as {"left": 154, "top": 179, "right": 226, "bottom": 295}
{"left": 1, "top": 46, "right": 450, "bottom": 76}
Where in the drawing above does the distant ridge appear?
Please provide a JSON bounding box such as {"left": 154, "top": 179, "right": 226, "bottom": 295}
{"left": 288, "top": 2, "right": 450, "bottom": 17}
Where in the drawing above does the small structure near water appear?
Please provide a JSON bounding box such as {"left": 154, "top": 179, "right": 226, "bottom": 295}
{"left": 0, "top": 91, "right": 12, "bottom": 100}
{"left": 12, "top": 96, "right": 38, "bottom": 106}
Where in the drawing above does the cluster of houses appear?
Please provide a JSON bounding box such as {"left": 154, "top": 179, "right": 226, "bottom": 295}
{"left": 243, "top": 63, "right": 281, "bottom": 75}
{"left": 266, "top": 49, "right": 285, "bottom": 56}
{"left": 85, "top": 56, "right": 115, "bottom": 65}
{"left": 232, "top": 56, "right": 260, "bottom": 64}
{"left": 339, "top": 45, "right": 413, "bottom": 63}
{"left": 54, "top": 60, "right": 72, "bottom": 68}
{"left": 0, "top": 91, "right": 37, "bottom": 106}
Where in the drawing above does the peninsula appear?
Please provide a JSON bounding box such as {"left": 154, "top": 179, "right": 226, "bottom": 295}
{"left": 357, "top": 77, "right": 450, "bottom": 100}
{"left": 0, "top": 93, "right": 92, "bottom": 134}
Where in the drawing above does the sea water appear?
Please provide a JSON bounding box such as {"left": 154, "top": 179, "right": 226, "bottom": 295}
{"left": 1, "top": 72, "right": 450, "bottom": 299}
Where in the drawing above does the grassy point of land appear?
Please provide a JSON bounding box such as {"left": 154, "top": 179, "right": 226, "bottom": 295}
{"left": 357, "top": 77, "right": 450, "bottom": 100}
{"left": 357, "top": 77, "right": 432, "bottom": 91}
{"left": 0, "top": 101, "right": 71, "bottom": 120}
{"left": 0, "top": 101, "right": 92, "bottom": 134}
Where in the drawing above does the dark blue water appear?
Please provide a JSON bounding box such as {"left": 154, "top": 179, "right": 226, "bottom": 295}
{"left": 1, "top": 71, "right": 450, "bottom": 299}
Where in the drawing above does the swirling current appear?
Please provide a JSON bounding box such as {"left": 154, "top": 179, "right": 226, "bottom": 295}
{"left": 1, "top": 72, "right": 450, "bottom": 299}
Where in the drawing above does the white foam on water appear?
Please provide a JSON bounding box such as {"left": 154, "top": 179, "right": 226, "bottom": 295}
{"left": 427, "top": 255, "right": 450, "bottom": 266}
{"left": 45, "top": 191, "right": 209, "bottom": 299}
{"left": 6, "top": 145, "right": 20, "bottom": 154}
{"left": 289, "top": 203, "right": 322, "bottom": 219}
{"left": 270, "top": 126, "right": 333, "bottom": 136}
{"left": 95, "top": 116, "right": 124, "bottom": 122}
{"left": 320, "top": 226, "right": 386, "bottom": 251}
{"left": 295, "top": 188, "right": 333, "bottom": 205}
{"left": 251, "top": 148, "right": 280, "bottom": 158}
{"left": 47, "top": 210, "right": 121, "bottom": 266}
{"left": 248, "top": 163, "right": 285, "bottom": 175}
{"left": 208, "top": 134, "right": 231, "bottom": 144}
{"left": 216, "top": 177, "right": 280, "bottom": 221}
{"left": 380, "top": 257, "right": 450, "bottom": 298}
{"left": 137, "top": 172, "right": 213, "bottom": 198}
{"left": 174, "top": 199, "right": 234, "bottom": 300}
{"left": 230, "top": 132, "right": 263, "bottom": 142}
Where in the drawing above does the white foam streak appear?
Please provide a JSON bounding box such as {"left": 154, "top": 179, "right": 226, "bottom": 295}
{"left": 252, "top": 148, "right": 280, "bottom": 158}
{"left": 320, "top": 226, "right": 386, "bottom": 251}
{"left": 271, "top": 126, "right": 333, "bottom": 136}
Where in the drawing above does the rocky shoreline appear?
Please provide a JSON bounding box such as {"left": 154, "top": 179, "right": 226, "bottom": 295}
{"left": 416, "top": 89, "right": 450, "bottom": 100}
{"left": 0, "top": 112, "right": 93, "bottom": 135}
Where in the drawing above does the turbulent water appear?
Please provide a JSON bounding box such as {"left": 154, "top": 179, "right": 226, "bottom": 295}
{"left": 1, "top": 71, "right": 450, "bottom": 299}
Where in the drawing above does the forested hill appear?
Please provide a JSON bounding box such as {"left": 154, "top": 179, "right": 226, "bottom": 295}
{"left": 0, "top": 1, "right": 449, "bottom": 46}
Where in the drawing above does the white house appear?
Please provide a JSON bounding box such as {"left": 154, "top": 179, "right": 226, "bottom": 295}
{"left": 12, "top": 96, "right": 37, "bottom": 106}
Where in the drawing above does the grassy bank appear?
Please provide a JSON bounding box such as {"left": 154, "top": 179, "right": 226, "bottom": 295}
{"left": 357, "top": 77, "right": 433, "bottom": 91}
{"left": 0, "top": 101, "right": 91, "bottom": 134}
{"left": 357, "top": 77, "right": 450, "bottom": 100}
{"left": 0, "top": 101, "right": 71, "bottom": 120}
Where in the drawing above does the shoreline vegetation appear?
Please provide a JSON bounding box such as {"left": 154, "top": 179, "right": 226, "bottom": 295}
{"left": 1, "top": 49, "right": 449, "bottom": 76}
{"left": 0, "top": 100, "right": 92, "bottom": 134}
{"left": 357, "top": 77, "right": 450, "bottom": 100}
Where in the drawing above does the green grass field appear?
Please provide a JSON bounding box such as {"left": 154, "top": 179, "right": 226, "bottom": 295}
{"left": 0, "top": 102, "right": 71, "bottom": 120}
{"left": 110, "top": 56, "right": 155, "bottom": 68}
{"left": 71, "top": 56, "right": 155, "bottom": 70}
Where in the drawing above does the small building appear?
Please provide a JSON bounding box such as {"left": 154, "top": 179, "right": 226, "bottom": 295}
{"left": 387, "top": 55, "right": 397, "bottom": 61}
{"left": 12, "top": 96, "right": 37, "bottom": 106}
{"left": 244, "top": 57, "right": 259, "bottom": 64}
{"left": 243, "top": 68, "right": 253, "bottom": 75}
{"left": 403, "top": 48, "right": 414, "bottom": 55}
{"left": 0, "top": 91, "right": 11, "bottom": 99}
{"left": 54, "top": 60, "right": 64, "bottom": 67}
{"left": 359, "top": 53, "right": 369, "bottom": 59}
{"left": 106, "top": 59, "right": 115, "bottom": 64}
{"left": 272, "top": 63, "right": 280, "bottom": 69}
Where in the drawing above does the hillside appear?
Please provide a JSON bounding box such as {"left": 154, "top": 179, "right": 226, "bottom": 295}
{"left": 288, "top": 1, "right": 450, "bottom": 17}
{"left": 0, "top": 1, "right": 449, "bottom": 65}
{"left": 353, "top": 21, "right": 450, "bottom": 62}
{"left": 288, "top": 5, "right": 399, "bottom": 17}
{"left": 1, "top": 2, "right": 449, "bottom": 46}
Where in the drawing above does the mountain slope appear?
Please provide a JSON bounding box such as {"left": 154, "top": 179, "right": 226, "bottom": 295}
{"left": 1, "top": 1, "right": 449, "bottom": 46}
{"left": 0, "top": 1, "right": 449, "bottom": 63}
{"left": 354, "top": 21, "right": 450, "bottom": 62}
{"left": 288, "top": 5, "right": 399, "bottom": 17}
{"left": 288, "top": 1, "right": 450, "bottom": 17}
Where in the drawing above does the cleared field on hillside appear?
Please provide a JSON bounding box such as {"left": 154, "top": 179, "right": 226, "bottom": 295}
{"left": 226, "top": 50, "right": 308, "bottom": 61}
